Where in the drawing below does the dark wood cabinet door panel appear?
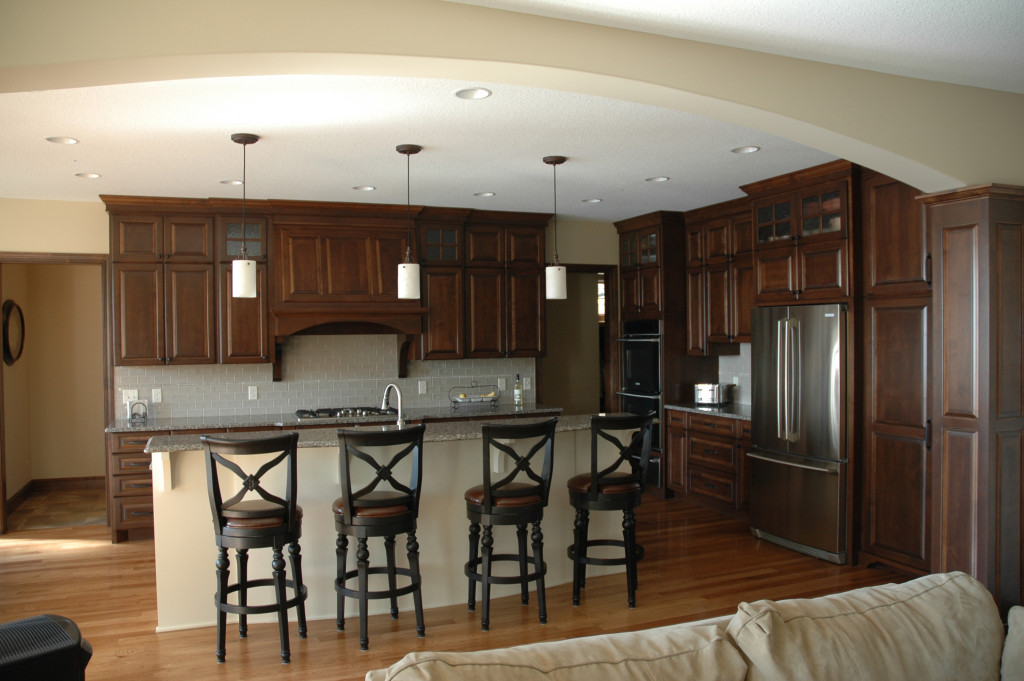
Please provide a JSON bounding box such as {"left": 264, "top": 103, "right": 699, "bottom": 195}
{"left": 730, "top": 254, "right": 755, "bottom": 343}
{"left": 620, "top": 269, "right": 640, "bottom": 317}
{"left": 685, "top": 268, "right": 705, "bottom": 355}
{"left": 665, "top": 424, "right": 686, "bottom": 494}
{"left": 705, "top": 219, "right": 730, "bottom": 261}
{"left": 685, "top": 224, "right": 703, "bottom": 267}
{"left": 506, "top": 228, "right": 544, "bottom": 267}
{"left": 114, "top": 263, "right": 164, "bottom": 365}
{"left": 279, "top": 231, "right": 324, "bottom": 299}
{"left": 219, "top": 262, "right": 269, "bottom": 363}
{"left": 754, "top": 246, "right": 797, "bottom": 302}
{"left": 506, "top": 269, "right": 544, "bottom": 356}
{"left": 112, "top": 215, "right": 162, "bottom": 260}
{"left": 798, "top": 239, "right": 848, "bottom": 299}
{"left": 370, "top": 233, "right": 407, "bottom": 298}
{"left": 165, "top": 264, "right": 215, "bottom": 364}
{"left": 421, "top": 267, "right": 464, "bottom": 359}
{"left": 638, "top": 267, "right": 661, "bottom": 316}
{"left": 465, "top": 268, "right": 505, "bottom": 357}
{"left": 163, "top": 216, "right": 214, "bottom": 261}
{"left": 688, "top": 434, "right": 737, "bottom": 472}
{"left": 466, "top": 226, "right": 504, "bottom": 266}
{"left": 863, "top": 433, "right": 930, "bottom": 570}
{"left": 324, "top": 234, "right": 371, "bottom": 297}
{"left": 869, "top": 301, "right": 929, "bottom": 429}
{"left": 861, "top": 174, "right": 929, "bottom": 296}
{"left": 705, "top": 262, "right": 731, "bottom": 343}
{"left": 732, "top": 217, "right": 753, "bottom": 255}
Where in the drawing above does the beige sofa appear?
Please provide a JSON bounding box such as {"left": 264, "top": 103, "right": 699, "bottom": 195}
{"left": 367, "top": 571, "right": 1022, "bottom": 681}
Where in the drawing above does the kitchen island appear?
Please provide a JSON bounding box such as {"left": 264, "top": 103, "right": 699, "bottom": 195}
{"left": 145, "top": 414, "right": 631, "bottom": 632}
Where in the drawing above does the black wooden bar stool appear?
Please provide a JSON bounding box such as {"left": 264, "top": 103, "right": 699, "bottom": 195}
{"left": 566, "top": 412, "right": 655, "bottom": 608}
{"left": 334, "top": 424, "right": 426, "bottom": 651}
{"left": 201, "top": 432, "right": 308, "bottom": 664}
{"left": 464, "top": 417, "right": 557, "bottom": 631}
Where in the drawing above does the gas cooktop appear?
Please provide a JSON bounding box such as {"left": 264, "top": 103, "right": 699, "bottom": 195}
{"left": 294, "top": 406, "right": 397, "bottom": 421}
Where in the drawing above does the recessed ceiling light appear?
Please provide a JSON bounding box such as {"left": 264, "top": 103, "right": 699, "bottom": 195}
{"left": 582, "top": 198, "right": 603, "bottom": 203}
{"left": 473, "top": 191, "right": 495, "bottom": 197}
{"left": 455, "top": 87, "right": 492, "bottom": 100}
{"left": 353, "top": 186, "right": 376, "bottom": 192}
{"left": 731, "top": 145, "right": 761, "bottom": 154}
{"left": 46, "top": 136, "right": 78, "bottom": 145}
{"left": 645, "top": 176, "right": 670, "bottom": 183}
{"left": 220, "top": 179, "right": 243, "bottom": 185}
{"left": 74, "top": 172, "right": 101, "bottom": 179}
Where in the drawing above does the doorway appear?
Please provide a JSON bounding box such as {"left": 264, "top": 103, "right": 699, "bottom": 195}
{"left": 538, "top": 265, "right": 617, "bottom": 414}
{"left": 0, "top": 256, "right": 108, "bottom": 534}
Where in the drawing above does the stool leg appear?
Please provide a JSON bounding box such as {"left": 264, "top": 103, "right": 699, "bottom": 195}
{"left": 572, "top": 508, "right": 590, "bottom": 606}
{"left": 532, "top": 521, "right": 547, "bottom": 624}
{"left": 236, "top": 548, "right": 248, "bottom": 638}
{"left": 480, "top": 524, "right": 493, "bottom": 631}
{"left": 336, "top": 534, "right": 349, "bottom": 631}
{"left": 385, "top": 535, "right": 399, "bottom": 619}
{"left": 623, "top": 508, "right": 638, "bottom": 608}
{"left": 356, "top": 537, "right": 370, "bottom": 650}
{"left": 214, "top": 546, "right": 230, "bottom": 663}
{"left": 516, "top": 522, "right": 529, "bottom": 605}
{"left": 288, "top": 541, "right": 308, "bottom": 638}
{"left": 272, "top": 547, "right": 291, "bottom": 664}
{"left": 407, "top": 530, "right": 425, "bottom": 638}
{"left": 467, "top": 522, "right": 480, "bottom": 611}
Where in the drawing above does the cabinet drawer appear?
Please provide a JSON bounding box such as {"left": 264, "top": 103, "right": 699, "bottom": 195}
{"left": 664, "top": 409, "right": 686, "bottom": 429}
{"left": 115, "top": 474, "right": 153, "bottom": 496}
{"left": 687, "top": 466, "right": 736, "bottom": 506}
{"left": 739, "top": 420, "right": 752, "bottom": 441}
{"left": 686, "top": 413, "right": 738, "bottom": 438}
{"left": 688, "top": 435, "right": 736, "bottom": 472}
{"left": 112, "top": 453, "right": 152, "bottom": 475}
{"left": 110, "top": 431, "right": 162, "bottom": 452}
{"left": 112, "top": 497, "right": 154, "bottom": 529}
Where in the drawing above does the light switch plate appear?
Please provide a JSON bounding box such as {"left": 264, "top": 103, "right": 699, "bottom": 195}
{"left": 418, "top": 380, "right": 427, "bottom": 394}
{"left": 523, "top": 377, "right": 532, "bottom": 390}
{"left": 497, "top": 378, "right": 506, "bottom": 391}
{"left": 151, "top": 388, "right": 162, "bottom": 403}
{"left": 248, "top": 386, "right": 258, "bottom": 400}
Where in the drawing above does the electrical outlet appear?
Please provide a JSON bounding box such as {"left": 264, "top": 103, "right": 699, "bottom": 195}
{"left": 151, "top": 388, "right": 162, "bottom": 403}
{"left": 123, "top": 389, "right": 138, "bottom": 403}
{"left": 248, "top": 386, "right": 258, "bottom": 400}
{"left": 523, "top": 377, "right": 532, "bottom": 390}
{"left": 497, "top": 378, "right": 506, "bottom": 391}
{"left": 732, "top": 376, "right": 739, "bottom": 384}
{"left": 418, "top": 380, "right": 427, "bottom": 394}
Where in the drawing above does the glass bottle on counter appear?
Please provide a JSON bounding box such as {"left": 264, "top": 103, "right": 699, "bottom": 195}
{"left": 514, "top": 374, "right": 523, "bottom": 407}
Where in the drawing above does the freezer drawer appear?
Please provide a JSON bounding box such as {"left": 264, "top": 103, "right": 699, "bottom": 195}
{"left": 747, "top": 449, "right": 847, "bottom": 564}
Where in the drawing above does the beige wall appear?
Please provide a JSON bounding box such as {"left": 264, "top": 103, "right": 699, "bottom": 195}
{"left": 2, "top": 265, "right": 32, "bottom": 499}
{"left": 541, "top": 272, "right": 602, "bottom": 415}
{"left": 26, "top": 264, "right": 105, "bottom": 480}
{"left": 549, "top": 219, "right": 618, "bottom": 266}
{"left": 2, "top": 0, "right": 1023, "bottom": 192}
{"left": 0, "top": 199, "right": 109, "bottom": 255}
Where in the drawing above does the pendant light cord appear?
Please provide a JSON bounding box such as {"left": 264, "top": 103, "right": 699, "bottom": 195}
{"left": 551, "top": 161, "right": 559, "bottom": 265}
{"left": 239, "top": 140, "right": 248, "bottom": 260}
{"left": 405, "top": 150, "right": 412, "bottom": 264}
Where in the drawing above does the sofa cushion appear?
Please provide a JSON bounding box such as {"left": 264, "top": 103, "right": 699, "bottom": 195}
{"left": 365, "top": 622, "right": 746, "bottom": 681}
{"left": 1003, "top": 605, "right": 1024, "bottom": 681}
{"left": 726, "top": 571, "right": 1004, "bottom": 681}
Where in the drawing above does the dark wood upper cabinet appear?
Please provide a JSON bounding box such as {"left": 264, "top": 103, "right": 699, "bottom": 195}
{"left": 218, "top": 262, "right": 270, "bottom": 363}
{"left": 420, "top": 267, "right": 464, "bottom": 360}
{"left": 112, "top": 262, "right": 164, "bottom": 365}
{"left": 111, "top": 214, "right": 213, "bottom": 261}
{"left": 614, "top": 211, "right": 685, "bottom": 321}
{"left": 860, "top": 171, "right": 930, "bottom": 297}
{"left": 163, "top": 216, "right": 214, "bottom": 261}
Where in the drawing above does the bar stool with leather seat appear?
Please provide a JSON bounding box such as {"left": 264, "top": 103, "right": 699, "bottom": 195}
{"left": 566, "top": 411, "right": 655, "bottom": 608}
{"left": 334, "top": 424, "right": 426, "bottom": 651}
{"left": 201, "top": 432, "right": 308, "bottom": 664}
{"left": 464, "top": 417, "right": 557, "bottom": 631}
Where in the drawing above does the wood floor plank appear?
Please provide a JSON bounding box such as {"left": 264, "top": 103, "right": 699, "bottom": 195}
{"left": 0, "top": 494, "right": 906, "bottom": 680}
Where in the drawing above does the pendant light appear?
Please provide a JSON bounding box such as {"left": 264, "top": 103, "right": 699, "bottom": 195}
{"left": 230, "top": 133, "right": 259, "bottom": 298}
{"left": 544, "top": 155, "right": 567, "bottom": 299}
{"left": 397, "top": 144, "right": 423, "bottom": 299}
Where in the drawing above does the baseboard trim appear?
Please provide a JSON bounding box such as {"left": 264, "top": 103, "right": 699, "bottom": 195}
{"left": 32, "top": 476, "right": 105, "bottom": 493}
{"left": 6, "top": 481, "right": 34, "bottom": 514}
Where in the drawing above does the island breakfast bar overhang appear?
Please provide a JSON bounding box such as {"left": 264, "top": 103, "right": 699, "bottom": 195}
{"left": 146, "top": 415, "right": 630, "bottom": 632}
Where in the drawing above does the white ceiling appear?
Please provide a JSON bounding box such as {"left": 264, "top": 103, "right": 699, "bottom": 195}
{"left": 1, "top": 0, "right": 1020, "bottom": 223}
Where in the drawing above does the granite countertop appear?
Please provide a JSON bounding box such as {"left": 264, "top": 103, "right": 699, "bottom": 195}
{"left": 145, "top": 413, "right": 593, "bottom": 453}
{"left": 107, "top": 403, "right": 562, "bottom": 434}
{"left": 665, "top": 402, "right": 752, "bottom": 421}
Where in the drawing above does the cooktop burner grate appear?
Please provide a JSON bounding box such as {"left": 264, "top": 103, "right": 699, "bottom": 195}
{"left": 294, "top": 406, "right": 397, "bottom": 420}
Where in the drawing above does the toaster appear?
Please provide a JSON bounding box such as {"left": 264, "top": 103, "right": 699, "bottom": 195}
{"left": 694, "top": 383, "right": 734, "bottom": 405}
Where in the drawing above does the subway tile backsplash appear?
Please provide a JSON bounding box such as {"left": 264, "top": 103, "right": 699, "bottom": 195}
{"left": 114, "top": 335, "right": 536, "bottom": 419}
{"left": 717, "top": 342, "right": 752, "bottom": 405}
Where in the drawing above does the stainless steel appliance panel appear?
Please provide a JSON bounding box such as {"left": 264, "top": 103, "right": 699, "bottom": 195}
{"left": 747, "top": 449, "right": 846, "bottom": 563}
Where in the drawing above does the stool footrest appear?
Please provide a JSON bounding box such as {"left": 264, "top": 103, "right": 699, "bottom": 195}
{"left": 464, "top": 554, "right": 547, "bottom": 586}
{"left": 336, "top": 566, "right": 420, "bottom": 601}
{"left": 216, "top": 580, "right": 308, "bottom": 616}
{"left": 568, "top": 540, "right": 644, "bottom": 567}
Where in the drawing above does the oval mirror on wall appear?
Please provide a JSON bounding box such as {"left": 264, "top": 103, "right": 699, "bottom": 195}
{"left": 3, "top": 299, "right": 25, "bottom": 365}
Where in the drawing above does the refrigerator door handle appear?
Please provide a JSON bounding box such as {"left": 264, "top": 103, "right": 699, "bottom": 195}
{"left": 789, "top": 319, "right": 801, "bottom": 440}
{"left": 747, "top": 450, "right": 839, "bottom": 475}
{"left": 776, "top": 318, "right": 788, "bottom": 440}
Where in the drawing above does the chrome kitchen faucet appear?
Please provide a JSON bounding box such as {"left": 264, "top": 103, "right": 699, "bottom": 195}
{"left": 381, "top": 383, "right": 405, "bottom": 429}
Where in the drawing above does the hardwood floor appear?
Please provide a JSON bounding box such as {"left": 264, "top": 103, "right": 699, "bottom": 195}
{"left": 0, "top": 492, "right": 907, "bottom": 680}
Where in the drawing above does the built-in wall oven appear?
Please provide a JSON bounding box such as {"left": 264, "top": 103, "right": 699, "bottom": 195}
{"left": 617, "top": 319, "right": 663, "bottom": 487}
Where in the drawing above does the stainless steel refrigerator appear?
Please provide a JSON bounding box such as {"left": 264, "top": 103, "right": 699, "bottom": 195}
{"left": 748, "top": 303, "right": 848, "bottom": 564}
